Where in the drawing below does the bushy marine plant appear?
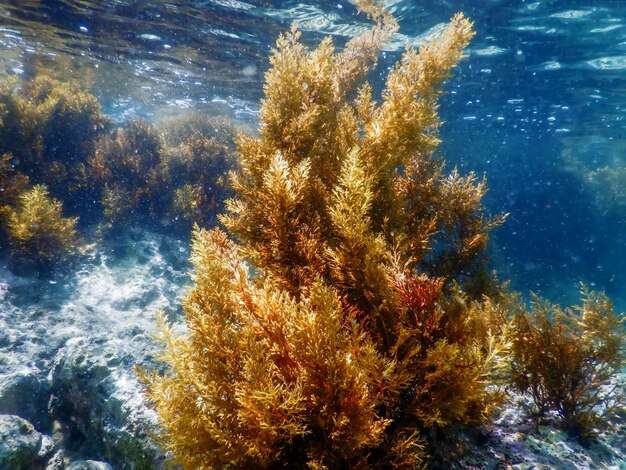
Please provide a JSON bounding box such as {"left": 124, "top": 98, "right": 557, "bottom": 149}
{"left": 0, "top": 152, "right": 30, "bottom": 248}
{"left": 157, "top": 112, "right": 236, "bottom": 226}
{"left": 0, "top": 74, "right": 111, "bottom": 223}
{"left": 0, "top": 74, "right": 110, "bottom": 186}
{"left": 511, "top": 287, "right": 625, "bottom": 441}
{"left": 5, "top": 184, "right": 78, "bottom": 262}
{"left": 88, "top": 114, "right": 235, "bottom": 230}
{"left": 582, "top": 164, "right": 626, "bottom": 212}
{"left": 88, "top": 118, "right": 164, "bottom": 226}
{"left": 141, "top": 5, "right": 510, "bottom": 469}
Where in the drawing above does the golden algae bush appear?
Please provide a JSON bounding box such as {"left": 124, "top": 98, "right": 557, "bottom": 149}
{"left": 140, "top": 5, "right": 623, "bottom": 468}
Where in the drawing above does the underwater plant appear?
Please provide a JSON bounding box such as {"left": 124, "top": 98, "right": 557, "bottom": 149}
{"left": 0, "top": 153, "right": 29, "bottom": 214}
{"left": 0, "top": 152, "right": 30, "bottom": 249}
{"left": 510, "top": 287, "right": 625, "bottom": 441}
{"left": 581, "top": 164, "right": 626, "bottom": 213}
{"left": 157, "top": 112, "right": 236, "bottom": 226}
{"left": 90, "top": 113, "right": 236, "bottom": 230}
{"left": 142, "top": 5, "right": 513, "bottom": 468}
{"left": 0, "top": 75, "right": 110, "bottom": 200}
{"left": 89, "top": 118, "right": 164, "bottom": 227}
{"left": 2, "top": 74, "right": 234, "bottom": 232}
{"left": 5, "top": 184, "right": 78, "bottom": 263}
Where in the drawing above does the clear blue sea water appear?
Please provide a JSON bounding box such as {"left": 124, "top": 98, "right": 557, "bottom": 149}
{"left": 1, "top": 0, "right": 625, "bottom": 311}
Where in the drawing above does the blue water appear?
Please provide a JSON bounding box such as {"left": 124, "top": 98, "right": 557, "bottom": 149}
{"left": 1, "top": 0, "right": 625, "bottom": 310}
{"left": 435, "top": 1, "right": 626, "bottom": 310}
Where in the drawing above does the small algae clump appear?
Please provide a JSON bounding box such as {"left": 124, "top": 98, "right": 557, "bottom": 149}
{"left": 0, "top": 153, "right": 29, "bottom": 251}
{"left": 5, "top": 184, "right": 78, "bottom": 264}
{"left": 142, "top": 6, "right": 512, "bottom": 468}
{"left": 0, "top": 152, "right": 79, "bottom": 269}
{"left": 158, "top": 113, "right": 235, "bottom": 226}
{"left": 581, "top": 164, "right": 626, "bottom": 213}
{"left": 511, "top": 287, "right": 626, "bottom": 441}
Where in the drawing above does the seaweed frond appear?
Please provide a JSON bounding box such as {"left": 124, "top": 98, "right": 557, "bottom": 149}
{"left": 143, "top": 227, "right": 400, "bottom": 469}
{"left": 5, "top": 184, "right": 78, "bottom": 262}
{"left": 0, "top": 152, "right": 29, "bottom": 212}
{"left": 510, "top": 286, "right": 626, "bottom": 441}
{"left": 0, "top": 74, "right": 110, "bottom": 182}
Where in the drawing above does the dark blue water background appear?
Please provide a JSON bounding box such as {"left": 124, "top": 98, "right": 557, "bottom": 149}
{"left": 1, "top": 0, "right": 625, "bottom": 311}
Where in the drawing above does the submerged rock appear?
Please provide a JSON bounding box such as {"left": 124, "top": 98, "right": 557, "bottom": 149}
{"left": 443, "top": 391, "right": 626, "bottom": 469}
{"left": 0, "top": 414, "right": 51, "bottom": 470}
{"left": 44, "top": 450, "right": 65, "bottom": 470}
{"left": 0, "top": 230, "right": 189, "bottom": 469}
{"left": 0, "top": 370, "right": 51, "bottom": 432}
{"left": 47, "top": 335, "right": 163, "bottom": 469}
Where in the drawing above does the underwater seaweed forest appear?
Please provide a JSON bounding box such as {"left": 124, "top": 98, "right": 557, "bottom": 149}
{"left": 0, "top": 1, "right": 625, "bottom": 469}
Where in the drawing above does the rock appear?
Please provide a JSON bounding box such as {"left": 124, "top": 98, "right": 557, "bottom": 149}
{"left": 0, "top": 414, "right": 48, "bottom": 470}
{"left": 48, "top": 337, "right": 163, "bottom": 469}
{"left": 0, "top": 231, "right": 190, "bottom": 469}
{"left": 38, "top": 434, "right": 55, "bottom": 459}
{"left": 0, "top": 370, "right": 51, "bottom": 431}
{"left": 44, "top": 449, "right": 66, "bottom": 470}
{"left": 0, "top": 329, "right": 10, "bottom": 348}
{"left": 49, "top": 337, "right": 114, "bottom": 446}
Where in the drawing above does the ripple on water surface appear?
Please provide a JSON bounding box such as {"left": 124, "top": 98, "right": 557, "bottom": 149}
{"left": 587, "top": 55, "right": 626, "bottom": 70}
{"left": 550, "top": 9, "right": 594, "bottom": 20}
